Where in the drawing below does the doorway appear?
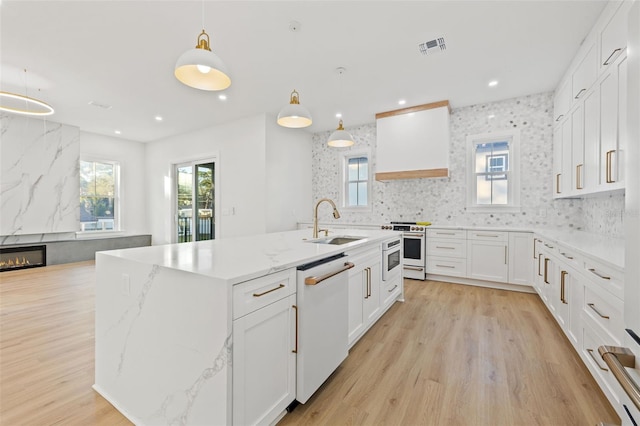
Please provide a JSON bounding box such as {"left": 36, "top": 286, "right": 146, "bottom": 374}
{"left": 175, "top": 160, "right": 215, "bottom": 243}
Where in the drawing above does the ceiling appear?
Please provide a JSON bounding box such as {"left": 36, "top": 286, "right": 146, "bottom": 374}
{"left": 1, "top": 1, "right": 606, "bottom": 143}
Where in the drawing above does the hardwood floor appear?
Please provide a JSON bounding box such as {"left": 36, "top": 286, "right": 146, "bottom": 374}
{"left": 0, "top": 263, "right": 618, "bottom": 425}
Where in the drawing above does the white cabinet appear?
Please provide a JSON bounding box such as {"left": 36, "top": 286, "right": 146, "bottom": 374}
{"left": 508, "top": 232, "right": 533, "bottom": 286}
{"left": 553, "top": 117, "right": 572, "bottom": 197}
{"left": 375, "top": 101, "right": 450, "bottom": 181}
{"left": 466, "top": 231, "right": 508, "bottom": 283}
{"left": 347, "top": 246, "right": 382, "bottom": 347}
{"left": 582, "top": 88, "right": 600, "bottom": 192}
{"left": 599, "top": 0, "right": 629, "bottom": 71}
{"left": 553, "top": 79, "right": 571, "bottom": 123}
{"left": 426, "top": 229, "right": 467, "bottom": 278}
{"left": 232, "top": 269, "right": 297, "bottom": 426}
{"left": 572, "top": 43, "right": 597, "bottom": 102}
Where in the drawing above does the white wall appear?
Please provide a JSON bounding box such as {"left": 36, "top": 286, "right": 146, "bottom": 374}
{"left": 265, "top": 119, "right": 313, "bottom": 232}
{"left": 80, "top": 132, "right": 149, "bottom": 236}
{"left": 145, "top": 114, "right": 268, "bottom": 244}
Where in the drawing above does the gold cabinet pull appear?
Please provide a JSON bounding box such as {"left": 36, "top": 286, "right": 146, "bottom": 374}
{"left": 292, "top": 305, "right": 298, "bottom": 353}
{"left": 403, "top": 266, "right": 424, "bottom": 271}
{"left": 544, "top": 258, "right": 550, "bottom": 284}
{"left": 588, "top": 303, "right": 610, "bottom": 319}
{"left": 587, "top": 348, "right": 609, "bottom": 371}
{"left": 556, "top": 173, "right": 561, "bottom": 194}
{"left": 606, "top": 150, "right": 615, "bottom": 183}
{"left": 366, "top": 267, "right": 372, "bottom": 298}
{"left": 603, "top": 48, "right": 623, "bottom": 65}
{"left": 305, "top": 262, "right": 355, "bottom": 285}
{"left": 253, "top": 283, "right": 285, "bottom": 297}
{"left": 589, "top": 268, "right": 611, "bottom": 280}
{"left": 435, "top": 264, "right": 455, "bottom": 269}
{"left": 476, "top": 233, "right": 500, "bottom": 238}
{"left": 576, "top": 164, "right": 583, "bottom": 189}
{"left": 538, "top": 254, "right": 543, "bottom": 276}
{"left": 574, "top": 88, "right": 586, "bottom": 99}
{"left": 504, "top": 245, "right": 507, "bottom": 265}
{"left": 560, "top": 271, "right": 568, "bottom": 304}
{"left": 560, "top": 252, "right": 574, "bottom": 260}
{"left": 533, "top": 239, "right": 537, "bottom": 259}
{"left": 388, "top": 284, "right": 398, "bottom": 293}
{"left": 435, "top": 246, "right": 455, "bottom": 249}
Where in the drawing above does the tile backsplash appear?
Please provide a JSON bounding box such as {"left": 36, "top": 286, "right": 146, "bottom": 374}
{"left": 312, "top": 92, "right": 624, "bottom": 238}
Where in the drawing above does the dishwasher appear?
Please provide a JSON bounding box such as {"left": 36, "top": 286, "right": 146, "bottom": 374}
{"left": 295, "top": 253, "right": 354, "bottom": 404}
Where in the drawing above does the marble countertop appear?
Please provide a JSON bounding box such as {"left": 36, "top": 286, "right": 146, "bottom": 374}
{"left": 97, "top": 228, "right": 401, "bottom": 285}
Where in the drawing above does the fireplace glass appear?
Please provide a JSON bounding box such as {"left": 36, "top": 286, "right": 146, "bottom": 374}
{"left": 0, "top": 245, "right": 46, "bottom": 272}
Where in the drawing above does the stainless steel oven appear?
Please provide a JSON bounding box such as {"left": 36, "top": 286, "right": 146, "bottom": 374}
{"left": 382, "top": 238, "right": 401, "bottom": 281}
{"left": 381, "top": 222, "right": 427, "bottom": 280}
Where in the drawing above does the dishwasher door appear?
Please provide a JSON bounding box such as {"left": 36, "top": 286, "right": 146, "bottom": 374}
{"left": 296, "top": 253, "right": 353, "bottom": 404}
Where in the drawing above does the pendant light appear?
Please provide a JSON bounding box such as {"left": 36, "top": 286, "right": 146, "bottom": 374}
{"left": 277, "top": 21, "right": 312, "bottom": 128}
{"left": 0, "top": 69, "right": 54, "bottom": 116}
{"left": 174, "top": 1, "right": 231, "bottom": 91}
{"left": 328, "top": 67, "right": 354, "bottom": 147}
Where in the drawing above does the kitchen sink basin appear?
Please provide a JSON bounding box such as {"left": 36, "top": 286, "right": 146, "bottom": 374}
{"left": 307, "top": 235, "right": 364, "bottom": 245}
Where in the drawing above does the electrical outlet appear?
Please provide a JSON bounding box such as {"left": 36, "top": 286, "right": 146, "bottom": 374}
{"left": 122, "top": 273, "right": 130, "bottom": 296}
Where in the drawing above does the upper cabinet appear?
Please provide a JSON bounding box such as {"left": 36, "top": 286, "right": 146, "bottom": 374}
{"left": 375, "top": 101, "right": 450, "bottom": 182}
{"left": 599, "top": 1, "right": 629, "bottom": 71}
{"left": 552, "top": 0, "right": 632, "bottom": 199}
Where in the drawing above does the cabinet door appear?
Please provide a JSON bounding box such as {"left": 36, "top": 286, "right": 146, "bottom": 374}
{"left": 233, "top": 295, "right": 296, "bottom": 426}
{"left": 582, "top": 88, "right": 600, "bottom": 192}
{"left": 467, "top": 240, "right": 508, "bottom": 283}
{"left": 508, "top": 232, "right": 533, "bottom": 286}
{"left": 571, "top": 102, "right": 585, "bottom": 193}
{"left": 571, "top": 43, "right": 596, "bottom": 101}
{"left": 554, "top": 266, "right": 569, "bottom": 331}
{"left": 553, "top": 118, "right": 572, "bottom": 197}
{"left": 553, "top": 79, "right": 571, "bottom": 123}
{"left": 552, "top": 124, "right": 563, "bottom": 198}
{"left": 567, "top": 269, "right": 584, "bottom": 349}
{"left": 348, "top": 264, "right": 366, "bottom": 346}
{"left": 541, "top": 251, "right": 556, "bottom": 314}
{"left": 600, "top": 1, "right": 628, "bottom": 70}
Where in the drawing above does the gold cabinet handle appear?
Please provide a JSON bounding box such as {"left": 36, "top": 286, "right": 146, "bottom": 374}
{"left": 589, "top": 268, "right": 611, "bottom": 280}
{"left": 292, "top": 305, "right": 298, "bottom": 353}
{"left": 588, "top": 303, "right": 610, "bottom": 319}
{"left": 544, "top": 258, "right": 550, "bottom": 284}
{"left": 533, "top": 238, "right": 537, "bottom": 259}
{"left": 253, "top": 283, "right": 285, "bottom": 297}
{"left": 403, "top": 266, "right": 424, "bottom": 271}
{"left": 476, "top": 233, "right": 500, "bottom": 238}
{"left": 576, "top": 164, "right": 583, "bottom": 190}
{"left": 587, "top": 348, "right": 609, "bottom": 371}
{"left": 556, "top": 173, "right": 561, "bottom": 194}
{"left": 388, "top": 284, "right": 398, "bottom": 293}
{"left": 560, "top": 271, "right": 568, "bottom": 304}
{"left": 560, "top": 252, "right": 574, "bottom": 260}
{"left": 538, "top": 254, "right": 543, "bottom": 276}
{"left": 366, "top": 267, "right": 372, "bottom": 298}
{"left": 606, "top": 150, "right": 615, "bottom": 183}
{"left": 574, "top": 88, "right": 586, "bottom": 99}
{"left": 435, "top": 264, "right": 455, "bottom": 269}
{"left": 603, "top": 48, "right": 622, "bottom": 66}
{"left": 435, "top": 246, "right": 455, "bottom": 249}
{"left": 504, "top": 245, "right": 507, "bottom": 265}
{"left": 305, "top": 262, "right": 355, "bottom": 285}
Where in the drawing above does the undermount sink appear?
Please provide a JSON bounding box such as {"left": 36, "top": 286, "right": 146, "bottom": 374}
{"left": 307, "top": 235, "right": 364, "bottom": 245}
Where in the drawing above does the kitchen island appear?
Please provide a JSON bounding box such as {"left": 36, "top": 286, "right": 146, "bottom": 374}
{"left": 93, "top": 228, "right": 402, "bottom": 426}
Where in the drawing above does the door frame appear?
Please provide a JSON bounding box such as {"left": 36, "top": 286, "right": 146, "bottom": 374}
{"left": 171, "top": 153, "right": 220, "bottom": 244}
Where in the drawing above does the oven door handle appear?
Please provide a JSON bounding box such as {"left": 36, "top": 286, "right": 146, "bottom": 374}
{"left": 403, "top": 233, "right": 425, "bottom": 238}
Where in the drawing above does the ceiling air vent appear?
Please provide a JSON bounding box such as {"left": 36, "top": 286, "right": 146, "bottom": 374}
{"left": 88, "top": 100, "right": 112, "bottom": 110}
{"left": 418, "top": 37, "right": 446, "bottom": 56}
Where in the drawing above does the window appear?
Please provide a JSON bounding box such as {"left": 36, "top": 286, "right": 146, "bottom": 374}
{"left": 467, "top": 130, "right": 520, "bottom": 211}
{"left": 80, "top": 159, "right": 119, "bottom": 232}
{"left": 340, "top": 150, "right": 371, "bottom": 210}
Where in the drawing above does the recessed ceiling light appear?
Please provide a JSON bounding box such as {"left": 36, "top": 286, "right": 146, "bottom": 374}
{"left": 488, "top": 80, "right": 499, "bottom": 87}
{"left": 398, "top": 99, "right": 406, "bottom": 105}
{"left": 488, "top": 114, "right": 496, "bottom": 119}
{"left": 155, "top": 116, "right": 163, "bottom": 122}
{"left": 218, "top": 94, "right": 227, "bottom": 101}
{"left": 114, "top": 130, "right": 121, "bottom": 135}
{"left": 335, "top": 112, "right": 342, "bottom": 118}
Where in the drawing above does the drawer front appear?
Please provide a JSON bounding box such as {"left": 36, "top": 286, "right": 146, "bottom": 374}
{"left": 233, "top": 269, "right": 296, "bottom": 319}
{"left": 582, "top": 320, "right": 621, "bottom": 406}
{"left": 584, "top": 257, "right": 624, "bottom": 299}
{"left": 427, "top": 238, "right": 466, "bottom": 258}
{"left": 583, "top": 285, "right": 624, "bottom": 344}
{"left": 382, "top": 275, "right": 402, "bottom": 308}
{"left": 426, "top": 229, "right": 466, "bottom": 240}
{"left": 427, "top": 256, "right": 466, "bottom": 277}
{"left": 467, "top": 230, "right": 508, "bottom": 242}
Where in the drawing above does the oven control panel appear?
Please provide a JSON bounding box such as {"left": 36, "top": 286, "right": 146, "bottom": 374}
{"left": 380, "top": 225, "right": 426, "bottom": 232}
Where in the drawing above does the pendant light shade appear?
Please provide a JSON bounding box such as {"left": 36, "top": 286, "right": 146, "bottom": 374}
{"left": 175, "top": 30, "right": 231, "bottom": 91}
{"left": 0, "top": 91, "right": 54, "bottom": 116}
{"left": 277, "top": 90, "right": 312, "bottom": 128}
{"left": 327, "top": 120, "right": 354, "bottom": 147}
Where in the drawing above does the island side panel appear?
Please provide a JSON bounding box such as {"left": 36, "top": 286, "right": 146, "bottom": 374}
{"left": 94, "top": 253, "right": 232, "bottom": 425}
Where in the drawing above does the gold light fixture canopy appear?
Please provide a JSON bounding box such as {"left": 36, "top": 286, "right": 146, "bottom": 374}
{"left": 327, "top": 120, "right": 354, "bottom": 147}
{"left": 175, "top": 29, "right": 231, "bottom": 91}
{"left": 277, "top": 89, "right": 313, "bottom": 128}
{"left": 0, "top": 91, "right": 54, "bottom": 116}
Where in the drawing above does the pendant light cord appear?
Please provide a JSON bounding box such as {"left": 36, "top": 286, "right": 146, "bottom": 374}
{"left": 201, "top": 0, "right": 205, "bottom": 30}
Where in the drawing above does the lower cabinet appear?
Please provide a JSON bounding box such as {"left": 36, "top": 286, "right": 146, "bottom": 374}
{"left": 508, "top": 232, "right": 533, "bottom": 285}
{"left": 466, "top": 231, "right": 508, "bottom": 283}
{"left": 232, "top": 270, "right": 297, "bottom": 426}
{"left": 348, "top": 247, "right": 382, "bottom": 347}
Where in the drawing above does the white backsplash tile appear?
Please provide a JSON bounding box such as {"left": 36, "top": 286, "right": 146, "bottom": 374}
{"left": 312, "top": 92, "right": 623, "bottom": 238}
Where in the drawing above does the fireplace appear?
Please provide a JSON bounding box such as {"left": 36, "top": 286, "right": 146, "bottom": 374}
{"left": 0, "top": 245, "right": 47, "bottom": 272}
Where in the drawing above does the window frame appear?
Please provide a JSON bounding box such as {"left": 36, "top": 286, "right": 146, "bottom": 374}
{"left": 339, "top": 148, "right": 372, "bottom": 212}
{"left": 466, "top": 130, "right": 521, "bottom": 213}
{"left": 78, "top": 157, "right": 121, "bottom": 234}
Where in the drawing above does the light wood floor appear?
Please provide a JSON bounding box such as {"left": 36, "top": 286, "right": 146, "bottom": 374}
{"left": 0, "top": 263, "right": 619, "bottom": 425}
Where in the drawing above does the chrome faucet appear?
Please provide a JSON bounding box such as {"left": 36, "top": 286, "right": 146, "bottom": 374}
{"left": 313, "top": 198, "right": 341, "bottom": 238}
